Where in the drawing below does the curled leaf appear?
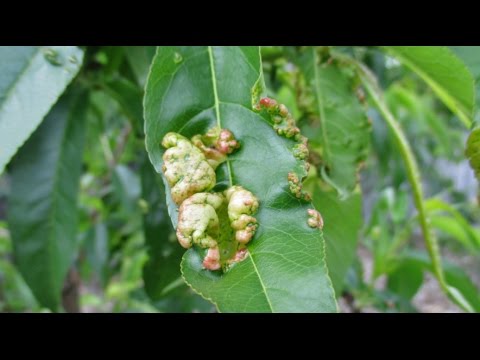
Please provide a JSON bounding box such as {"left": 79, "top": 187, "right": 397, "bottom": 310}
{"left": 176, "top": 192, "right": 225, "bottom": 250}
{"left": 307, "top": 209, "right": 324, "bottom": 229}
{"left": 161, "top": 132, "right": 216, "bottom": 205}
{"left": 191, "top": 127, "right": 240, "bottom": 169}
{"left": 225, "top": 185, "right": 259, "bottom": 244}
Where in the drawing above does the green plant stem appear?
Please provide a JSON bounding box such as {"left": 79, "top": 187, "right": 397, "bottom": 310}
{"left": 349, "top": 61, "right": 473, "bottom": 312}
{"left": 361, "top": 73, "right": 445, "bottom": 283}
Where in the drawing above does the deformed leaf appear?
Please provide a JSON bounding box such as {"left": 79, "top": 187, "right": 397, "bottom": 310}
{"left": 144, "top": 46, "right": 337, "bottom": 312}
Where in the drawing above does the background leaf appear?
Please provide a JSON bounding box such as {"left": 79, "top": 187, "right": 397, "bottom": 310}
{"left": 389, "top": 251, "right": 480, "bottom": 311}
{"left": 449, "top": 47, "right": 480, "bottom": 81}
{"left": 140, "top": 156, "right": 183, "bottom": 300}
{"left": 123, "top": 46, "right": 157, "bottom": 87}
{"left": 144, "top": 46, "right": 337, "bottom": 312}
{"left": 425, "top": 198, "right": 480, "bottom": 253}
{"left": 297, "top": 48, "right": 371, "bottom": 196}
{"left": 384, "top": 46, "right": 475, "bottom": 127}
{"left": 82, "top": 222, "right": 109, "bottom": 287}
{"left": 7, "top": 89, "right": 88, "bottom": 311}
{"left": 309, "top": 184, "right": 363, "bottom": 295}
{"left": 449, "top": 47, "right": 480, "bottom": 187}
{"left": 387, "top": 257, "right": 424, "bottom": 300}
{"left": 103, "top": 77, "right": 144, "bottom": 135}
{"left": 0, "top": 46, "right": 84, "bottom": 174}
{"left": 466, "top": 127, "right": 480, "bottom": 182}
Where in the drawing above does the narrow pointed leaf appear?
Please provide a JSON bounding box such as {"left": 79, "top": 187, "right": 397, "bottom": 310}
{"left": 384, "top": 46, "right": 475, "bottom": 127}
{"left": 0, "top": 46, "right": 84, "bottom": 174}
{"left": 7, "top": 90, "right": 88, "bottom": 311}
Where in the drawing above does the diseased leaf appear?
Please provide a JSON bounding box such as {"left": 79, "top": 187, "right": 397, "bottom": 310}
{"left": 144, "top": 46, "right": 337, "bottom": 312}
{"left": 7, "top": 89, "right": 88, "bottom": 311}
{"left": 384, "top": 46, "right": 475, "bottom": 127}
{"left": 297, "top": 48, "right": 371, "bottom": 196}
{"left": 0, "top": 46, "right": 84, "bottom": 174}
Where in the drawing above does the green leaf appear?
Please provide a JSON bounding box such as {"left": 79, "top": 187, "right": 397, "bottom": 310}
{"left": 0, "top": 258, "right": 40, "bottom": 311}
{"left": 0, "top": 46, "right": 84, "bottom": 175}
{"left": 385, "top": 84, "right": 458, "bottom": 159}
{"left": 140, "top": 156, "right": 182, "bottom": 300}
{"left": 450, "top": 47, "right": 480, "bottom": 184}
{"left": 449, "top": 47, "right": 480, "bottom": 80}
{"left": 124, "top": 46, "right": 157, "bottom": 87}
{"left": 383, "top": 46, "right": 475, "bottom": 127}
{"left": 308, "top": 183, "right": 362, "bottom": 295}
{"left": 144, "top": 46, "right": 337, "bottom": 312}
{"left": 466, "top": 127, "right": 480, "bottom": 182}
{"left": 449, "top": 47, "right": 480, "bottom": 118}
{"left": 103, "top": 77, "right": 144, "bottom": 135}
{"left": 297, "top": 48, "right": 371, "bottom": 196}
{"left": 7, "top": 89, "right": 88, "bottom": 311}
{"left": 153, "top": 284, "right": 216, "bottom": 313}
{"left": 112, "top": 164, "right": 141, "bottom": 214}
{"left": 387, "top": 258, "right": 424, "bottom": 301}
{"left": 392, "top": 251, "right": 480, "bottom": 312}
{"left": 83, "top": 222, "right": 109, "bottom": 287}
{"left": 425, "top": 198, "right": 480, "bottom": 253}
{"left": 97, "top": 47, "right": 125, "bottom": 78}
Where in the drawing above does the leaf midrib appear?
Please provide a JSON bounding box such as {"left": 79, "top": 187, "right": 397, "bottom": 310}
{"left": 207, "top": 46, "right": 275, "bottom": 313}
{"left": 207, "top": 46, "right": 234, "bottom": 187}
